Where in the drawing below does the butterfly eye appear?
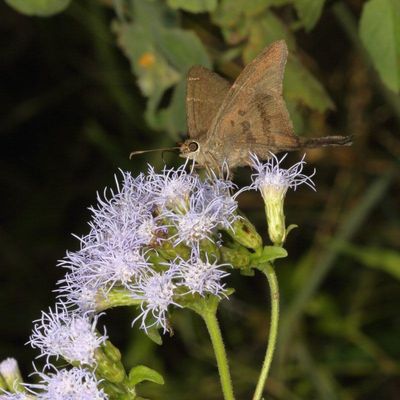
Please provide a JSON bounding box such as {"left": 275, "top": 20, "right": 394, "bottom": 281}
{"left": 188, "top": 141, "right": 199, "bottom": 152}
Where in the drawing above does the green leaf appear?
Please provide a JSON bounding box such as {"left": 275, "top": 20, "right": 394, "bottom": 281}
{"left": 128, "top": 365, "right": 164, "bottom": 387}
{"left": 155, "top": 81, "right": 187, "bottom": 138}
{"left": 242, "top": 11, "right": 295, "bottom": 63}
{"left": 5, "top": 0, "right": 71, "bottom": 16}
{"left": 359, "top": 0, "right": 400, "bottom": 92}
{"left": 343, "top": 245, "right": 400, "bottom": 281}
{"left": 253, "top": 246, "right": 288, "bottom": 265}
{"left": 144, "top": 325, "right": 163, "bottom": 346}
{"left": 157, "top": 29, "right": 211, "bottom": 72}
{"left": 293, "top": 0, "right": 326, "bottom": 31}
{"left": 113, "top": 22, "right": 181, "bottom": 100}
{"left": 284, "top": 56, "right": 335, "bottom": 113}
{"left": 167, "top": 0, "right": 217, "bottom": 13}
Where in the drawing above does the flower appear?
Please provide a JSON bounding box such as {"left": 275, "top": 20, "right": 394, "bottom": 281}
{"left": 29, "top": 304, "right": 107, "bottom": 367}
{"left": 174, "top": 250, "right": 230, "bottom": 297}
{"left": 56, "top": 272, "right": 100, "bottom": 313}
{"left": 248, "top": 153, "right": 315, "bottom": 245}
{"left": 0, "top": 358, "right": 23, "bottom": 394}
{"left": 145, "top": 163, "right": 199, "bottom": 212}
{"left": 132, "top": 268, "right": 181, "bottom": 333}
{"left": 27, "top": 367, "right": 107, "bottom": 400}
{"left": 0, "top": 393, "right": 32, "bottom": 400}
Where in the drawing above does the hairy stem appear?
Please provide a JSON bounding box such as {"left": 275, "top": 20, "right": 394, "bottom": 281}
{"left": 253, "top": 263, "right": 280, "bottom": 400}
{"left": 201, "top": 309, "right": 235, "bottom": 400}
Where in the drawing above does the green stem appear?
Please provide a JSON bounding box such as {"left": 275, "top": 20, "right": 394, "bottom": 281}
{"left": 201, "top": 309, "right": 235, "bottom": 400}
{"left": 252, "top": 263, "right": 280, "bottom": 400}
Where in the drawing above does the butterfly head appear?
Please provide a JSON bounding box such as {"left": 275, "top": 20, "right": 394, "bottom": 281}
{"left": 179, "top": 139, "right": 204, "bottom": 162}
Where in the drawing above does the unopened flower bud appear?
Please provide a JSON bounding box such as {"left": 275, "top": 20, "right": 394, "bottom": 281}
{"left": 0, "top": 358, "right": 23, "bottom": 393}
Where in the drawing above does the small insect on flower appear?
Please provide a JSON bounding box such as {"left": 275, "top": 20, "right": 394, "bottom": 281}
{"left": 26, "top": 366, "right": 108, "bottom": 400}
{"left": 29, "top": 304, "right": 107, "bottom": 368}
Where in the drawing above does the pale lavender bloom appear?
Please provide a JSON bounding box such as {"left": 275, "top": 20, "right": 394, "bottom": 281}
{"left": 248, "top": 153, "right": 315, "bottom": 199}
{"left": 246, "top": 153, "right": 315, "bottom": 245}
{"left": 145, "top": 163, "right": 199, "bottom": 212}
{"left": 29, "top": 304, "right": 107, "bottom": 367}
{"left": 55, "top": 272, "right": 99, "bottom": 313}
{"left": 132, "top": 268, "right": 181, "bottom": 333}
{"left": 174, "top": 251, "right": 230, "bottom": 297}
{"left": 27, "top": 367, "right": 107, "bottom": 400}
{"left": 0, "top": 393, "right": 32, "bottom": 400}
{"left": 198, "top": 173, "right": 239, "bottom": 230}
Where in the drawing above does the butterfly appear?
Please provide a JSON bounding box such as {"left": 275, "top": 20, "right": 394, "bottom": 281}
{"left": 179, "top": 40, "right": 351, "bottom": 172}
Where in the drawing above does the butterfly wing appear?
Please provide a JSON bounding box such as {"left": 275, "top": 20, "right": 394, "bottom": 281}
{"left": 186, "top": 66, "right": 231, "bottom": 139}
{"left": 205, "top": 40, "right": 298, "bottom": 166}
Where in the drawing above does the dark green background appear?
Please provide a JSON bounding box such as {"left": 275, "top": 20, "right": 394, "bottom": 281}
{"left": 0, "top": 1, "right": 399, "bottom": 399}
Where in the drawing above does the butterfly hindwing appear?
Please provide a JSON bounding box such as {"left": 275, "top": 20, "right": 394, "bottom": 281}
{"left": 205, "top": 40, "right": 297, "bottom": 166}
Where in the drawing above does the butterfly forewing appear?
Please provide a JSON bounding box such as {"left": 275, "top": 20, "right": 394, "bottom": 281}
{"left": 186, "top": 66, "right": 231, "bottom": 139}
{"left": 205, "top": 40, "right": 297, "bottom": 166}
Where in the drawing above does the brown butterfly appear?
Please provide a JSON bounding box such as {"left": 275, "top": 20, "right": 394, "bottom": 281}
{"left": 180, "top": 40, "right": 351, "bottom": 172}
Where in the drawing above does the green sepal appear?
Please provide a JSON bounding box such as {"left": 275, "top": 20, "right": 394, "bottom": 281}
{"left": 95, "top": 343, "right": 126, "bottom": 384}
{"left": 227, "top": 216, "right": 263, "bottom": 250}
{"left": 99, "top": 380, "right": 136, "bottom": 400}
{"left": 180, "top": 291, "right": 233, "bottom": 316}
{"left": 157, "top": 240, "right": 191, "bottom": 261}
{"left": 220, "top": 244, "right": 251, "bottom": 270}
{"left": 0, "top": 374, "right": 6, "bottom": 391}
{"left": 285, "top": 224, "right": 298, "bottom": 240}
{"left": 251, "top": 246, "right": 288, "bottom": 267}
{"left": 128, "top": 365, "right": 164, "bottom": 388}
{"left": 145, "top": 325, "right": 163, "bottom": 346}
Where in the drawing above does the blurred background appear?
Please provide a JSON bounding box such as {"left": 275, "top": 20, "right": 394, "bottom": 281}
{"left": 0, "top": 0, "right": 399, "bottom": 399}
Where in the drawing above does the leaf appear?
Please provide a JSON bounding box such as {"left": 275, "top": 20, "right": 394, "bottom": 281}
{"left": 157, "top": 29, "right": 211, "bottom": 72}
{"left": 293, "top": 0, "right": 326, "bottom": 31}
{"left": 144, "top": 325, "right": 163, "bottom": 346}
{"left": 343, "top": 245, "right": 400, "bottom": 281}
{"left": 284, "top": 56, "right": 335, "bottom": 112}
{"left": 128, "top": 365, "right": 164, "bottom": 387}
{"left": 242, "top": 11, "right": 295, "bottom": 63}
{"left": 154, "top": 80, "right": 187, "bottom": 137}
{"left": 253, "top": 246, "right": 288, "bottom": 265}
{"left": 359, "top": 0, "right": 400, "bottom": 92}
{"left": 167, "top": 0, "right": 217, "bottom": 13}
{"left": 113, "top": 1, "right": 211, "bottom": 136}
{"left": 5, "top": 0, "right": 71, "bottom": 16}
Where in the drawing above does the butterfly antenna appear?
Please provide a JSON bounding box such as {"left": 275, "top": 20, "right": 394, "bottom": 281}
{"left": 129, "top": 147, "right": 180, "bottom": 160}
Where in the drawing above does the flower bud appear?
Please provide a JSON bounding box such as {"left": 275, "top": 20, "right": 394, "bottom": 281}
{"left": 0, "top": 358, "right": 24, "bottom": 392}
{"left": 228, "top": 216, "right": 263, "bottom": 250}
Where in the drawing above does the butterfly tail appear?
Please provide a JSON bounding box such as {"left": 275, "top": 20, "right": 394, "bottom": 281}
{"left": 300, "top": 135, "right": 353, "bottom": 148}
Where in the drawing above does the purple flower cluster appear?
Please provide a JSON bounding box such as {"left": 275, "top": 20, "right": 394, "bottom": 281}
{"left": 56, "top": 163, "right": 238, "bottom": 332}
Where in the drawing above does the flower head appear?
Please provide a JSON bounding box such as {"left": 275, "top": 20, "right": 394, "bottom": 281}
{"left": 248, "top": 153, "right": 315, "bottom": 245}
{"left": 146, "top": 163, "right": 199, "bottom": 212}
{"left": 29, "top": 305, "right": 107, "bottom": 367}
{"left": 174, "top": 251, "right": 230, "bottom": 297}
{"left": 27, "top": 367, "right": 107, "bottom": 400}
{"left": 132, "top": 268, "right": 181, "bottom": 333}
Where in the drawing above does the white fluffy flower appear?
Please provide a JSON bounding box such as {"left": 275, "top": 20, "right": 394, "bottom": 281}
{"left": 29, "top": 305, "right": 107, "bottom": 367}
{"left": 174, "top": 251, "right": 230, "bottom": 297}
{"left": 132, "top": 269, "right": 181, "bottom": 333}
{"left": 247, "top": 153, "right": 315, "bottom": 245}
{"left": 27, "top": 367, "right": 107, "bottom": 400}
